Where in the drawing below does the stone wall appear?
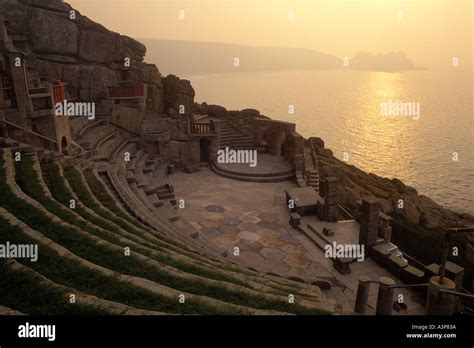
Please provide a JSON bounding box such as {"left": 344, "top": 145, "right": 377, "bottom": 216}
{"left": 250, "top": 118, "right": 296, "bottom": 158}
{"left": 52, "top": 116, "right": 71, "bottom": 151}
{"left": 110, "top": 106, "right": 146, "bottom": 135}
{"left": 168, "top": 140, "right": 199, "bottom": 165}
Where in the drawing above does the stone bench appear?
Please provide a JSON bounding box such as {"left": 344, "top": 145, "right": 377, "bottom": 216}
{"left": 322, "top": 227, "right": 334, "bottom": 237}
{"left": 333, "top": 257, "right": 352, "bottom": 274}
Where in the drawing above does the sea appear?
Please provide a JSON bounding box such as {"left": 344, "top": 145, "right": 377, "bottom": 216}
{"left": 187, "top": 69, "right": 473, "bottom": 214}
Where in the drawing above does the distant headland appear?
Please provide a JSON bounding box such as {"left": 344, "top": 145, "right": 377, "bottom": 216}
{"left": 141, "top": 39, "right": 420, "bottom": 75}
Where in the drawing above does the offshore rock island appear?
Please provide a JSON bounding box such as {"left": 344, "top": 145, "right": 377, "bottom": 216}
{"left": 0, "top": 0, "right": 472, "bottom": 316}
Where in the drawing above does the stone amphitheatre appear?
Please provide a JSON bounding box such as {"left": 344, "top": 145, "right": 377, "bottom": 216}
{"left": 0, "top": 0, "right": 472, "bottom": 316}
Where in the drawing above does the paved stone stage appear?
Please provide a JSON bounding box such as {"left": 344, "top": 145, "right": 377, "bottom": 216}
{"left": 171, "top": 167, "right": 425, "bottom": 314}
{"left": 170, "top": 166, "right": 333, "bottom": 282}
{"left": 211, "top": 154, "right": 295, "bottom": 182}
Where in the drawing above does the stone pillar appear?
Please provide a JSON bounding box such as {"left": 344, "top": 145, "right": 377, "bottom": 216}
{"left": 444, "top": 262, "right": 465, "bottom": 292}
{"left": 214, "top": 120, "right": 221, "bottom": 160}
{"left": 425, "top": 276, "right": 456, "bottom": 315}
{"left": 273, "top": 131, "right": 282, "bottom": 156}
{"left": 323, "top": 176, "right": 338, "bottom": 222}
{"left": 209, "top": 137, "right": 219, "bottom": 163}
{"left": 354, "top": 276, "right": 371, "bottom": 314}
{"left": 376, "top": 277, "right": 395, "bottom": 315}
{"left": 292, "top": 132, "right": 304, "bottom": 164}
{"left": 359, "top": 197, "right": 381, "bottom": 249}
{"left": 378, "top": 212, "right": 392, "bottom": 243}
{"left": 319, "top": 178, "right": 326, "bottom": 197}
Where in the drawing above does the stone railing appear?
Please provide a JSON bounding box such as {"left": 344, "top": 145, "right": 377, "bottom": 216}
{"left": 190, "top": 122, "right": 215, "bottom": 135}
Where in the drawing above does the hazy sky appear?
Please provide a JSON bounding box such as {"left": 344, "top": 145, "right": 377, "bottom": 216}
{"left": 68, "top": 0, "right": 472, "bottom": 70}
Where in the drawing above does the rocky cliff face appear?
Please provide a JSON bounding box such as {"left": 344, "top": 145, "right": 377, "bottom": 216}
{"left": 1, "top": 0, "right": 165, "bottom": 113}
{"left": 313, "top": 141, "right": 474, "bottom": 229}
{"left": 163, "top": 74, "right": 195, "bottom": 118}
{"left": 311, "top": 140, "right": 474, "bottom": 268}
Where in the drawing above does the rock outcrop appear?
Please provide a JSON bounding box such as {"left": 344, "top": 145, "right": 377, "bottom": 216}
{"left": 311, "top": 139, "right": 474, "bottom": 230}
{"left": 349, "top": 51, "right": 416, "bottom": 71}
{"left": 0, "top": 0, "right": 162, "bottom": 112}
{"left": 163, "top": 74, "right": 195, "bottom": 118}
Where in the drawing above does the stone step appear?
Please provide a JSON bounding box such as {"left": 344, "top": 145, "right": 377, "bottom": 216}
{"left": 211, "top": 163, "right": 294, "bottom": 183}
{"left": 298, "top": 224, "right": 327, "bottom": 252}
{"left": 169, "top": 215, "right": 180, "bottom": 222}
{"left": 307, "top": 223, "right": 358, "bottom": 264}
{"left": 220, "top": 145, "right": 255, "bottom": 150}
{"left": 0, "top": 137, "right": 19, "bottom": 147}
{"left": 220, "top": 139, "right": 254, "bottom": 145}
{"left": 158, "top": 192, "right": 175, "bottom": 200}
{"left": 153, "top": 200, "right": 164, "bottom": 208}
{"left": 213, "top": 163, "right": 294, "bottom": 178}
{"left": 125, "top": 171, "right": 136, "bottom": 184}
{"left": 144, "top": 186, "right": 158, "bottom": 195}
{"left": 220, "top": 134, "right": 251, "bottom": 139}
{"left": 143, "top": 165, "right": 154, "bottom": 174}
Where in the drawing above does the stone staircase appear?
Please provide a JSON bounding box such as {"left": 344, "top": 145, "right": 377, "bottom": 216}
{"left": 308, "top": 170, "right": 320, "bottom": 193}
{"left": 219, "top": 121, "right": 255, "bottom": 150}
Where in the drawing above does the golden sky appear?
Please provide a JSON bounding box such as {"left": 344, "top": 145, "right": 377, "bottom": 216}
{"left": 68, "top": 0, "right": 472, "bottom": 70}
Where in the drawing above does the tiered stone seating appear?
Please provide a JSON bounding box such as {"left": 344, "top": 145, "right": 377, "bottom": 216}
{"left": 79, "top": 124, "right": 117, "bottom": 150}
{"left": 112, "top": 141, "right": 178, "bottom": 211}
{"left": 94, "top": 133, "right": 128, "bottom": 162}
{"left": 69, "top": 117, "right": 92, "bottom": 136}
{"left": 110, "top": 138, "right": 133, "bottom": 164}
{"left": 77, "top": 120, "right": 105, "bottom": 139}
{"left": 106, "top": 166, "right": 199, "bottom": 250}
{"left": 0, "top": 140, "right": 339, "bottom": 315}
{"left": 2, "top": 258, "right": 162, "bottom": 315}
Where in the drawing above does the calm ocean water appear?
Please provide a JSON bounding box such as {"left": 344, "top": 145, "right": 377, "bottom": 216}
{"left": 189, "top": 70, "right": 473, "bottom": 214}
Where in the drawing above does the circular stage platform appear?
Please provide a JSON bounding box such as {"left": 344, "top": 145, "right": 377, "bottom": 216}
{"left": 211, "top": 153, "right": 295, "bottom": 182}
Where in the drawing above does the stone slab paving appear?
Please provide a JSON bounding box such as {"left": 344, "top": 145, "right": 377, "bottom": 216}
{"left": 170, "top": 166, "right": 328, "bottom": 282}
